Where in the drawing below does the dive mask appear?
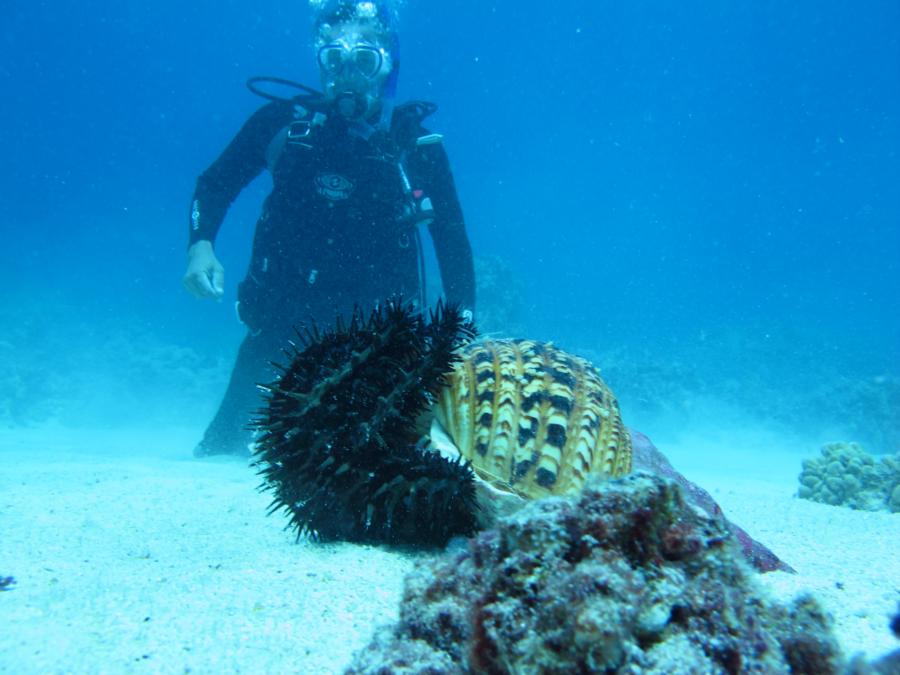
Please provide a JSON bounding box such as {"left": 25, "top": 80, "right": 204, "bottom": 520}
{"left": 317, "top": 40, "right": 387, "bottom": 80}
{"left": 317, "top": 36, "right": 392, "bottom": 120}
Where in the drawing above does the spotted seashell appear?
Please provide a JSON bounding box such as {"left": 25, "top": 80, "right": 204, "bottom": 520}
{"left": 433, "top": 338, "right": 632, "bottom": 501}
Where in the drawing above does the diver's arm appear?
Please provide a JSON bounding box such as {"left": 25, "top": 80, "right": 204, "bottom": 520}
{"left": 188, "top": 100, "right": 291, "bottom": 245}
{"left": 417, "top": 141, "right": 476, "bottom": 314}
{"left": 183, "top": 100, "right": 292, "bottom": 300}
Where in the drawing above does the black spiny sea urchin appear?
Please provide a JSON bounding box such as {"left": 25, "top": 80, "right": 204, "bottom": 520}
{"left": 253, "top": 299, "right": 479, "bottom": 546}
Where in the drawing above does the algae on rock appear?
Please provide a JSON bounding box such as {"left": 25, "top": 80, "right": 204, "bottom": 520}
{"left": 347, "top": 473, "right": 848, "bottom": 674}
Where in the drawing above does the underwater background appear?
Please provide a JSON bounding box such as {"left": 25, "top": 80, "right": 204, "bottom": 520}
{"left": 2, "top": 0, "right": 898, "bottom": 455}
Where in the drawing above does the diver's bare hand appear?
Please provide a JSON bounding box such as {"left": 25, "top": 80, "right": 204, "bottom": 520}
{"left": 183, "top": 240, "right": 225, "bottom": 300}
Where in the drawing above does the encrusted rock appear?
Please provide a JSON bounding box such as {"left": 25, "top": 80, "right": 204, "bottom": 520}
{"left": 346, "top": 473, "right": 846, "bottom": 674}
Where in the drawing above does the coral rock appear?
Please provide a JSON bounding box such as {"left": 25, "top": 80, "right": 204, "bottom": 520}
{"left": 798, "top": 442, "right": 900, "bottom": 513}
{"left": 346, "top": 473, "right": 844, "bottom": 674}
{"left": 630, "top": 430, "right": 793, "bottom": 573}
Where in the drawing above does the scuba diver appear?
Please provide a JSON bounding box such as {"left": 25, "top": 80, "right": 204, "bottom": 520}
{"left": 182, "top": 0, "right": 476, "bottom": 457}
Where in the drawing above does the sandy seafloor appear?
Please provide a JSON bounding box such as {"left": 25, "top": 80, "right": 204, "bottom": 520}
{"left": 1, "top": 425, "right": 898, "bottom": 674}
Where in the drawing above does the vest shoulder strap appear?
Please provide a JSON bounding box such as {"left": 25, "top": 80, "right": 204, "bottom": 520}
{"left": 265, "top": 105, "right": 323, "bottom": 173}
{"left": 389, "top": 100, "right": 439, "bottom": 153}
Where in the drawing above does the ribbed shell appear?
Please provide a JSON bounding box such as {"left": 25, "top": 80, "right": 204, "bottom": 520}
{"left": 434, "top": 339, "right": 632, "bottom": 499}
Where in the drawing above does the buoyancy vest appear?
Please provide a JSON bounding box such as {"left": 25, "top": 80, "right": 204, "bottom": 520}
{"left": 238, "top": 101, "right": 444, "bottom": 329}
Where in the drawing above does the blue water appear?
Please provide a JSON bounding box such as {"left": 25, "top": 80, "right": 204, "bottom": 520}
{"left": 2, "top": 0, "right": 898, "bottom": 449}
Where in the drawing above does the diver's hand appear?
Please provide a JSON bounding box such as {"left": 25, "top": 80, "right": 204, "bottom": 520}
{"left": 183, "top": 240, "right": 225, "bottom": 300}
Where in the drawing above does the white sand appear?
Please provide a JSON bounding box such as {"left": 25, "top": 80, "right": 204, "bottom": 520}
{"left": 1, "top": 426, "right": 898, "bottom": 673}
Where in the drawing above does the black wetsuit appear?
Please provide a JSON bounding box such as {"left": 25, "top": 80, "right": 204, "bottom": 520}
{"left": 189, "top": 99, "right": 475, "bottom": 456}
